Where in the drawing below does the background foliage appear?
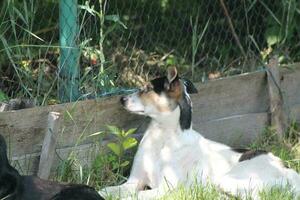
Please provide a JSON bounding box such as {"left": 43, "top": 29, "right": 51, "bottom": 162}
{"left": 0, "top": 0, "right": 299, "bottom": 104}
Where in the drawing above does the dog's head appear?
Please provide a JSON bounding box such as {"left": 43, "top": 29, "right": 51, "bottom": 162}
{"left": 120, "top": 67, "right": 197, "bottom": 129}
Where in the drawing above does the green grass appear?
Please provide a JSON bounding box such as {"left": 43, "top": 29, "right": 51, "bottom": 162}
{"left": 161, "top": 183, "right": 297, "bottom": 200}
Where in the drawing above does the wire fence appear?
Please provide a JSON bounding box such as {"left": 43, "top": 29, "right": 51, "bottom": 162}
{"left": 0, "top": 0, "right": 299, "bottom": 104}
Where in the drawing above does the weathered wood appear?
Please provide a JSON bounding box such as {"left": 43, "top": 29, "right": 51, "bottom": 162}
{"left": 37, "top": 112, "right": 61, "bottom": 179}
{"left": 281, "top": 64, "right": 300, "bottom": 107}
{"left": 289, "top": 104, "right": 300, "bottom": 123}
{"left": 266, "top": 57, "right": 287, "bottom": 137}
{"left": 0, "top": 97, "right": 144, "bottom": 158}
{"left": 10, "top": 112, "right": 268, "bottom": 175}
{"left": 11, "top": 142, "right": 97, "bottom": 175}
{"left": 194, "top": 113, "right": 269, "bottom": 147}
{"left": 192, "top": 70, "right": 269, "bottom": 123}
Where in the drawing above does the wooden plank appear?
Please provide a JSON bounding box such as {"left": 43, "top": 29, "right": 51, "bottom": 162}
{"left": 8, "top": 112, "right": 268, "bottom": 175}
{"left": 281, "top": 64, "right": 300, "bottom": 107}
{"left": 192, "top": 70, "right": 269, "bottom": 123}
{"left": 289, "top": 104, "right": 300, "bottom": 123}
{"left": 37, "top": 112, "right": 61, "bottom": 179}
{"left": 194, "top": 112, "right": 269, "bottom": 147}
{"left": 0, "top": 97, "right": 144, "bottom": 158}
{"left": 11, "top": 143, "right": 97, "bottom": 175}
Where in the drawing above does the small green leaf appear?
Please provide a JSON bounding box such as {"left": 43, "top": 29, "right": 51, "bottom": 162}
{"left": 124, "top": 128, "right": 137, "bottom": 137}
{"left": 106, "top": 125, "right": 121, "bottom": 135}
{"left": 105, "top": 15, "right": 127, "bottom": 29}
{"left": 265, "top": 26, "right": 282, "bottom": 46}
{"left": 105, "top": 15, "right": 120, "bottom": 22}
{"left": 122, "top": 137, "right": 137, "bottom": 150}
{"left": 120, "top": 160, "right": 130, "bottom": 167}
{"left": 107, "top": 142, "right": 121, "bottom": 156}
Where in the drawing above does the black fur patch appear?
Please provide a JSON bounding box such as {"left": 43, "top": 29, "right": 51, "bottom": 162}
{"left": 178, "top": 95, "right": 192, "bottom": 130}
{"left": 50, "top": 185, "right": 104, "bottom": 200}
{"left": 150, "top": 76, "right": 167, "bottom": 94}
{"left": 233, "top": 148, "right": 268, "bottom": 162}
{"left": 0, "top": 134, "right": 103, "bottom": 200}
{"left": 182, "top": 78, "right": 198, "bottom": 94}
{"left": 0, "top": 135, "right": 21, "bottom": 200}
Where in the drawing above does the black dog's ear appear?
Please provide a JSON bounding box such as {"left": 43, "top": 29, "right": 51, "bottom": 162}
{"left": 0, "top": 134, "right": 9, "bottom": 165}
{"left": 0, "top": 134, "right": 7, "bottom": 153}
{"left": 182, "top": 78, "right": 198, "bottom": 94}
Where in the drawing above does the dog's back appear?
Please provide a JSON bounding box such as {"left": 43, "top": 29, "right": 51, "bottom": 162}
{"left": 0, "top": 135, "right": 103, "bottom": 200}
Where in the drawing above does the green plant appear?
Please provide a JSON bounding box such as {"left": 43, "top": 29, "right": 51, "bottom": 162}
{"left": 106, "top": 125, "right": 137, "bottom": 175}
{"left": 190, "top": 15, "right": 210, "bottom": 80}
{"left": 79, "top": 1, "right": 127, "bottom": 95}
{"left": 54, "top": 125, "right": 138, "bottom": 189}
{"left": 0, "top": 90, "right": 8, "bottom": 101}
{"left": 262, "top": 0, "right": 300, "bottom": 63}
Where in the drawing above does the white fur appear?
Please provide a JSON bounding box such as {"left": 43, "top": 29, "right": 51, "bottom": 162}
{"left": 99, "top": 92, "right": 300, "bottom": 200}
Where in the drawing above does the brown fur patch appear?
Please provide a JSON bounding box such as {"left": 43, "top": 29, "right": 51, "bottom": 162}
{"left": 167, "top": 81, "right": 183, "bottom": 102}
{"left": 139, "top": 91, "right": 172, "bottom": 112}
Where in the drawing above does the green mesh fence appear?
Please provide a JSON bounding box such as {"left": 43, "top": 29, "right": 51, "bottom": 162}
{"left": 0, "top": 0, "right": 299, "bottom": 104}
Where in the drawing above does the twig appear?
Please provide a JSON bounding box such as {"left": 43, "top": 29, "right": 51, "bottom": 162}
{"left": 219, "top": 0, "right": 246, "bottom": 57}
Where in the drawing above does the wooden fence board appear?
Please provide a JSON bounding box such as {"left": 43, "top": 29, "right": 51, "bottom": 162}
{"left": 191, "top": 71, "right": 269, "bottom": 122}
{"left": 194, "top": 113, "right": 269, "bottom": 147}
{"left": 290, "top": 104, "right": 300, "bottom": 122}
{"left": 281, "top": 66, "right": 300, "bottom": 107}
{"left": 11, "top": 143, "right": 97, "bottom": 175}
{"left": 1, "top": 97, "right": 143, "bottom": 157}
{"left": 10, "top": 112, "right": 268, "bottom": 175}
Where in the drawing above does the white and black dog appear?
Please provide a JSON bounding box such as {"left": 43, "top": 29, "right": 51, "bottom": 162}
{"left": 0, "top": 134, "right": 103, "bottom": 200}
{"left": 100, "top": 67, "right": 300, "bottom": 200}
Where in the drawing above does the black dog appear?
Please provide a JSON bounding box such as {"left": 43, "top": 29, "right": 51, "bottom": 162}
{"left": 0, "top": 134, "right": 103, "bottom": 200}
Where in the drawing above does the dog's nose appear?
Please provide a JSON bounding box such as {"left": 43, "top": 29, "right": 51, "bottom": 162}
{"left": 120, "top": 96, "right": 127, "bottom": 105}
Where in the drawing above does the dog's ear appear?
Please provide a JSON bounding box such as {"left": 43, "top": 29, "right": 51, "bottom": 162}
{"left": 0, "top": 134, "right": 8, "bottom": 166}
{"left": 167, "top": 67, "right": 178, "bottom": 83}
{"left": 164, "top": 67, "right": 179, "bottom": 91}
{"left": 182, "top": 78, "right": 198, "bottom": 94}
{"left": 0, "top": 134, "right": 7, "bottom": 153}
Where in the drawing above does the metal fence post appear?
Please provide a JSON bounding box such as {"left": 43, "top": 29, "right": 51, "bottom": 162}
{"left": 59, "top": 0, "right": 80, "bottom": 102}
